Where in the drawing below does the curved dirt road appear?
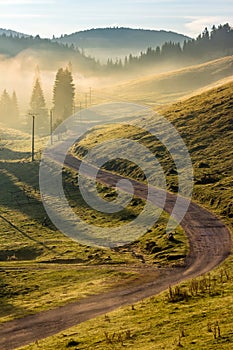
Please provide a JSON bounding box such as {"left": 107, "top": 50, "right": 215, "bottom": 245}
{"left": 0, "top": 154, "right": 231, "bottom": 350}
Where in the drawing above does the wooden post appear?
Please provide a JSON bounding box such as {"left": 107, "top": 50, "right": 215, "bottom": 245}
{"left": 31, "top": 115, "right": 35, "bottom": 162}
{"left": 50, "top": 109, "right": 53, "bottom": 145}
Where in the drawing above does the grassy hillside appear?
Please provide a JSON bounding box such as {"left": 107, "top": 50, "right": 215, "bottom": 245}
{"left": 20, "top": 81, "right": 233, "bottom": 349}
{"left": 93, "top": 56, "right": 233, "bottom": 105}
{"left": 0, "top": 126, "right": 186, "bottom": 264}
{"left": 81, "top": 81, "right": 233, "bottom": 228}
{"left": 0, "top": 124, "right": 188, "bottom": 323}
{"left": 0, "top": 128, "right": 134, "bottom": 322}
{"left": 160, "top": 82, "right": 233, "bottom": 225}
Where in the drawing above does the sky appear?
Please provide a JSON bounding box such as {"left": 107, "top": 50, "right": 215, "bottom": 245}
{"left": 0, "top": 0, "right": 232, "bottom": 38}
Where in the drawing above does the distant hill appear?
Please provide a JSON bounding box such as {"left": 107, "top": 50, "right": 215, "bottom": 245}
{"left": 0, "top": 33, "right": 99, "bottom": 72}
{"left": 56, "top": 27, "right": 190, "bottom": 49}
{"left": 0, "top": 28, "right": 28, "bottom": 38}
{"left": 55, "top": 27, "right": 191, "bottom": 62}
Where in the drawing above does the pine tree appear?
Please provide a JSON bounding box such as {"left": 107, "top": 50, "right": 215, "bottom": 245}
{"left": 29, "top": 78, "right": 48, "bottom": 134}
{"left": 53, "top": 67, "right": 75, "bottom": 124}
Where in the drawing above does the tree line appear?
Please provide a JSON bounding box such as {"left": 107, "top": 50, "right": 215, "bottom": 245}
{"left": 0, "top": 65, "right": 75, "bottom": 134}
{"left": 0, "top": 23, "right": 232, "bottom": 74}
{"left": 106, "top": 24, "right": 233, "bottom": 71}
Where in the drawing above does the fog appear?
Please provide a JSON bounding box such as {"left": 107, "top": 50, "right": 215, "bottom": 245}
{"left": 0, "top": 46, "right": 212, "bottom": 131}
{"left": 0, "top": 51, "right": 115, "bottom": 120}
{"left": 0, "top": 50, "right": 142, "bottom": 123}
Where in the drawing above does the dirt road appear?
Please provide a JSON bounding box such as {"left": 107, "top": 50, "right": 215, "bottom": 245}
{"left": 0, "top": 153, "right": 231, "bottom": 350}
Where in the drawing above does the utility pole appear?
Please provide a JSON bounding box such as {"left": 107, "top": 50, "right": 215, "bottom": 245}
{"left": 50, "top": 109, "right": 53, "bottom": 145}
{"left": 31, "top": 114, "right": 35, "bottom": 162}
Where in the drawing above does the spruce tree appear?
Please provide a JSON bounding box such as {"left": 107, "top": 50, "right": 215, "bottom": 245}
{"left": 29, "top": 78, "right": 48, "bottom": 134}
{"left": 53, "top": 67, "right": 75, "bottom": 124}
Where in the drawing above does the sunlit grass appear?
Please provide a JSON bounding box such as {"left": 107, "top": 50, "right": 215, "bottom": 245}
{"left": 19, "top": 258, "right": 233, "bottom": 350}
{"left": 0, "top": 264, "right": 136, "bottom": 323}
{"left": 92, "top": 56, "right": 233, "bottom": 106}
{"left": 0, "top": 78, "right": 232, "bottom": 348}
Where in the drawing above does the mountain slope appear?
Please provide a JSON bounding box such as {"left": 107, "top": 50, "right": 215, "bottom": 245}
{"left": 95, "top": 56, "right": 233, "bottom": 104}
{"left": 77, "top": 81, "right": 233, "bottom": 225}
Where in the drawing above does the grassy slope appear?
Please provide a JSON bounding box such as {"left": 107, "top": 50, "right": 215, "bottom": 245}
{"left": 0, "top": 125, "right": 187, "bottom": 322}
{"left": 76, "top": 81, "right": 233, "bottom": 228}
{"left": 93, "top": 56, "right": 233, "bottom": 105}
{"left": 25, "top": 81, "right": 233, "bottom": 349}
{"left": 160, "top": 82, "right": 233, "bottom": 225}
{"left": 0, "top": 129, "right": 137, "bottom": 322}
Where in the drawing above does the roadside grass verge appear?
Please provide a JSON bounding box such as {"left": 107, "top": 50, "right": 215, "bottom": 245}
{"left": 0, "top": 264, "right": 136, "bottom": 323}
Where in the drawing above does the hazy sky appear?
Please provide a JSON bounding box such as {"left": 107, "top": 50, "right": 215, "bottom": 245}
{"left": 0, "top": 0, "right": 232, "bottom": 38}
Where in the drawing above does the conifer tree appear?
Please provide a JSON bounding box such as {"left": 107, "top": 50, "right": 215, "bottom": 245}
{"left": 29, "top": 78, "right": 48, "bottom": 134}
{"left": 0, "top": 89, "right": 20, "bottom": 126}
{"left": 0, "top": 90, "right": 11, "bottom": 124}
{"left": 53, "top": 66, "right": 75, "bottom": 124}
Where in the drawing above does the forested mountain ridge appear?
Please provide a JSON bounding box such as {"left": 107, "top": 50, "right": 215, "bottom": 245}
{"left": 0, "top": 28, "right": 28, "bottom": 38}
{"left": 54, "top": 27, "right": 190, "bottom": 62}
{"left": 55, "top": 27, "right": 190, "bottom": 49}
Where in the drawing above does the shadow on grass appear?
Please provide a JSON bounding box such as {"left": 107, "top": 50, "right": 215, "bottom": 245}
{"left": 0, "top": 162, "right": 62, "bottom": 258}
{"left": 0, "top": 300, "right": 22, "bottom": 320}
{"left": 0, "top": 268, "right": 23, "bottom": 320}
{"left": 0, "top": 148, "right": 31, "bottom": 161}
{"left": 2, "top": 157, "right": 147, "bottom": 230}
